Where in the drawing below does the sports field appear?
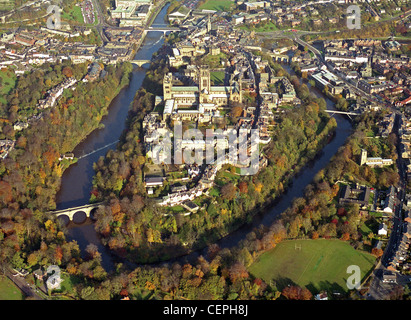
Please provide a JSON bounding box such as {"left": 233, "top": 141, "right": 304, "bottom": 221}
{"left": 0, "top": 276, "right": 24, "bottom": 300}
{"left": 249, "top": 239, "right": 376, "bottom": 294}
{"left": 199, "top": 0, "right": 234, "bottom": 12}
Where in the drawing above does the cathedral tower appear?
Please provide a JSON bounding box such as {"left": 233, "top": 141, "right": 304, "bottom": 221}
{"left": 163, "top": 72, "right": 173, "bottom": 100}
{"left": 199, "top": 66, "right": 210, "bottom": 103}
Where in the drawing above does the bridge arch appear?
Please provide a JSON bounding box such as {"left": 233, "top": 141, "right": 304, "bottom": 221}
{"left": 57, "top": 214, "right": 70, "bottom": 226}
{"left": 89, "top": 207, "right": 99, "bottom": 220}
{"left": 72, "top": 211, "right": 87, "bottom": 224}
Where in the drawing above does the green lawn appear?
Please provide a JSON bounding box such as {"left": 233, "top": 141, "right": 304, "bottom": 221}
{"left": 61, "top": 4, "right": 98, "bottom": 26}
{"left": 203, "top": 52, "right": 227, "bottom": 69}
{"left": 61, "top": 5, "right": 84, "bottom": 24}
{"left": 210, "top": 71, "right": 225, "bottom": 85}
{"left": 168, "top": 205, "right": 186, "bottom": 213}
{"left": 199, "top": 0, "right": 234, "bottom": 11}
{"left": 249, "top": 239, "right": 376, "bottom": 294}
{"left": 0, "top": 69, "right": 16, "bottom": 105}
{"left": 239, "top": 21, "right": 279, "bottom": 32}
{"left": 208, "top": 187, "right": 220, "bottom": 197}
{"left": 0, "top": 276, "right": 25, "bottom": 300}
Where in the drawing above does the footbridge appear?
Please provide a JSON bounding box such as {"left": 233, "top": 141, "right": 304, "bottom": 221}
{"left": 325, "top": 109, "right": 361, "bottom": 120}
{"left": 143, "top": 26, "right": 182, "bottom": 36}
{"left": 48, "top": 202, "right": 106, "bottom": 221}
{"left": 145, "top": 26, "right": 181, "bottom": 32}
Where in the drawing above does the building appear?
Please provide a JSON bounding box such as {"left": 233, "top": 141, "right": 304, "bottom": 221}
{"left": 378, "top": 223, "right": 388, "bottom": 236}
{"left": 112, "top": 0, "right": 152, "bottom": 18}
{"left": 162, "top": 66, "right": 242, "bottom": 122}
{"left": 338, "top": 184, "right": 371, "bottom": 208}
{"left": 382, "top": 186, "right": 396, "bottom": 214}
{"left": 310, "top": 70, "right": 344, "bottom": 94}
{"left": 359, "top": 149, "right": 393, "bottom": 167}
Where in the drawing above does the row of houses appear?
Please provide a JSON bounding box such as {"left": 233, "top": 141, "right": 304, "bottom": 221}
{"left": 37, "top": 77, "right": 77, "bottom": 110}
{"left": 386, "top": 210, "right": 411, "bottom": 273}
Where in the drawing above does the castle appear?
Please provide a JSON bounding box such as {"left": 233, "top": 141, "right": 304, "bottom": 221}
{"left": 162, "top": 65, "right": 242, "bottom": 122}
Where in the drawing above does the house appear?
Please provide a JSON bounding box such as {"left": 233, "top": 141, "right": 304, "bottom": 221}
{"left": 59, "top": 153, "right": 74, "bottom": 161}
{"left": 382, "top": 186, "right": 396, "bottom": 214}
{"left": 182, "top": 200, "right": 200, "bottom": 213}
{"left": 145, "top": 176, "right": 164, "bottom": 188}
{"left": 33, "top": 268, "right": 45, "bottom": 281}
{"left": 378, "top": 223, "right": 388, "bottom": 236}
{"left": 382, "top": 271, "right": 397, "bottom": 283}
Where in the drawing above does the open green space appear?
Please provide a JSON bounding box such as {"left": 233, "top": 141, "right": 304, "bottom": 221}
{"left": 168, "top": 205, "right": 186, "bottom": 213}
{"left": 61, "top": 5, "right": 84, "bottom": 24}
{"left": 61, "top": 4, "right": 98, "bottom": 26}
{"left": 0, "top": 69, "right": 16, "bottom": 105}
{"left": 249, "top": 239, "right": 376, "bottom": 294}
{"left": 239, "top": 21, "right": 279, "bottom": 32}
{"left": 0, "top": 276, "right": 25, "bottom": 300}
{"left": 199, "top": 0, "right": 234, "bottom": 11}
{"left": 210, "top": 71, "right": 225, "bottom": 85}
{"left": 203, "top": 52, "right": 227, "bottom": 69}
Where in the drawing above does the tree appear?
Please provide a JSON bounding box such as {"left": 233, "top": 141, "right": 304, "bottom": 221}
{"left": 371, "top": 247, "right": 383, "bottom": 258}
{"left": 228, "top": 262, "right": 249, "bottom": 283}
{"left": 221, "top": 182, "right": 236, "bottom": 201}
{"left": 85, "top": 243, "right": 101, "bottom": 260}
{"left": 62, "top": 66, "right": 73, "bottom": 78}
{"left": 282, "top": 285, "right": 312, "bottom": 300}
{"left": 238, "top": 181, "right": 248, "bottom": 194}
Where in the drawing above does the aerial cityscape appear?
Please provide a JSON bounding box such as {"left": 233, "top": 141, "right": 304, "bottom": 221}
{"left": 0, "top": 0, "right": 411, "bottom": 307}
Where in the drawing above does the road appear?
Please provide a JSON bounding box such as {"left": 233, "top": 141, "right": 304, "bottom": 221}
{"left": 367, "top": 112, "right": 408, "bottom": 300}
{"left": 5, "top": 269, "right": 45, "bottom": 300}
{"left": 90, "top": 0, "right": 109, "bottom": 43}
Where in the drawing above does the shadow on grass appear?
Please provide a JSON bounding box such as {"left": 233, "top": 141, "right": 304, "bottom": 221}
{"left": 306, "top": 281, "right": 347, "bottom": 296}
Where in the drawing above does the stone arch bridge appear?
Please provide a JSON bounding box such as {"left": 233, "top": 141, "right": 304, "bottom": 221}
{"left": 48, "top": 202, "right": 106, "bottom": 222}
{"left": 130, "top": 59, "right": 152, "bottom": 67}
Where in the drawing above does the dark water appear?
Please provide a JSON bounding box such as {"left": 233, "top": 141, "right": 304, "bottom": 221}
{"left": 56, "top": 19, "right": 353, "bottom": 269}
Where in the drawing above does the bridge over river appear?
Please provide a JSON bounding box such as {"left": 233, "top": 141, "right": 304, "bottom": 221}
{"left": 48, "top": 202, "right": 106, "bottom": 222}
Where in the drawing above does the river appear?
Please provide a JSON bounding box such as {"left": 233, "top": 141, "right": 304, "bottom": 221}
{"left": 56, "top": 13, "right": 353, "bottom": 270}
{"left": 55, "top": 5, "right": 169, "bottom": 271}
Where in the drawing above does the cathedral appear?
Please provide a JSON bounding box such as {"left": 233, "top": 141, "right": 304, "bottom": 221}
{"left": 162, "top": 65, "right": 242, "bottom": 122}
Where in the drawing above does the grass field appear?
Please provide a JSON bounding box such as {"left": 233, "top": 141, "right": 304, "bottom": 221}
{"left": 239, "top": 21, "right": 279, "bottom": 32}
{"left": 199, "top": 0, "right": 234, "bottom": 12}
{"left": 61, "top": 5, "right": 84, "bottom": 24}
{"left": 0, "top": 277, "right": 25, "bottom": 300}
{"left": 210, "top": 71, "right": 225, "bottom": 85}
{"left": 0, "top": 69, "right": 16, "bottom": 105}
{"left": 249, "top": 239, "right": 376, "bottom": 294}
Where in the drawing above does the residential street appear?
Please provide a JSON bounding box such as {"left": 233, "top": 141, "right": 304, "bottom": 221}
{"left": 367, "top": 113, "right": 408, "bottom": 300}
